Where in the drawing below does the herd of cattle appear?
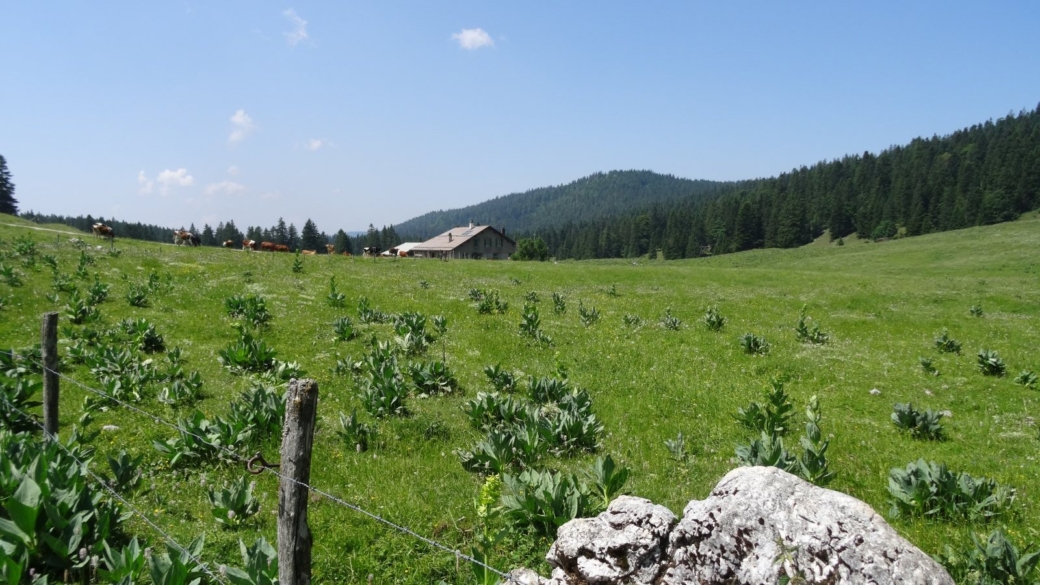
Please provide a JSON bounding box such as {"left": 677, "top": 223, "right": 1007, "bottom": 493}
{"left": 90, "top": 222, "right": 361, "bottom": 256}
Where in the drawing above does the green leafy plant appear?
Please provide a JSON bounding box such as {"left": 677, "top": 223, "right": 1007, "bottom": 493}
{"left": 934, "top": 329, "right": 962, "bottom": 354}
{"left": 524, "top": 291, "right": 539, "bottom": 303}
{"left": 106, "top": 449, "right": 143, "bottom": 492}
{"left": 891, "top": 403, "right": 945, "bottom": 440}
{"left": 100, "top": 538, "right": 146, "bottom": 585}
{"left": 622, "top": 314, "right": 642, "bottom": 327}
{"left": 735, "top": 380, "right": 795, "bottom": 436}
{"left": 225, "top": 537, "right": 279, "bottom": 585}
{"left": 483, "top": 364, "right": 518, "bottom": 393}
{"left": 740, "top": 333, "right": 770, "bottom": 355}
{"left": 64, "top": 288, "right": 100, "bottom": 324}
{"left": 583, "top": 455, "right": 630, "bottom": 512}
{"left": 291, "top": 251, "right": 303, "bottom": 273}
{"left": 225, "top": 294, "right": 271, "bottom": 328}
{"left": 393, "top": 311, "right": 434, "bottom": 355}
{"left": 418, "top": 278, "right": 430, "bottom": 290}
{"left": 578, "top": 302, "right": 600, "bottom": 327}
{"left": 332, "top": 316, "right": 357, "bottom": 341}
{"left": 888, "top": 459, "right": 1016, "bottom": 521}
{"left": 794, "top": 307, "right": 828, "bottom": 344}
{"left": 703, "top": 305, "right": 726, "bottom": 332}
{"left": 227, "top": 383, "right": 285, "bottom": 440}
{"left": 937, "top": 529, "right": 1040, "bottom": 585}
{"left": 326, "top": 276, "right": 346, "bottom": 308}
{"left": 158, "top": 372, "right": 204, "bottom": 408}
{"left": 147, "top": 534, "right": 209, "bottom": 585}
{"left": 125, "top": 283, "right": 149, "bottom": 307}
{"left": 121, "top": 317, "right": 166, "bottom": 353}
{"left": 919, "top": 356, "right": 939, "bottom": 376}
{"left": 409, "top": 360, "right": 458, "bottom": 396}
{"left": 86, "top": 274, "right": 110, "bottom": 305}
{"left": 51, "top": 271, "right": 77, "bottom": 293}
{"left": 797, "top": 395, "right": 834, "bottom": 486}
{"left": 664, "top": 431, "right": 689, "bottom": 463}
{"left": 218, "top": 328, "right": 278, "bottom": 374}
{"left": 551, "top": 292, "right": 566, "bottom": 314}
{"left": 500, "top": 468, "right": 599, "bottom": 537}
{"left": 208, "top": 476, "right": 260, "bottom": 529}
{"left": 476, "top": 289, "right": 508, "bottom": 315}
{"left": 659, "top": 308, "right": 682, "bottom": 330}
{"left": 607, "top": 283, "right": 619, "bottom": 297}
{"left": 1013, "top": 370, "right": 1038, "bottom": 389}
{"left": 970, "top": 304, "right": 985, "bottom": 317}
{"left": 977, "top": 349, "right": 1007, "bottom": 377}
{"left": 519, "top": 302, "right": 553, "bottom": 345}
{"left": 735, "top": 431, "right": 799, "bottom": 473}
{"left": 336, "top": 408, "right": 373, "bottom": 452}
{"left": 0, "top": 263, "right": 22, "bottom": 287}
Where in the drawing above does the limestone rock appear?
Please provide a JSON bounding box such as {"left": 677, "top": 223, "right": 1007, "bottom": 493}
{"left": 662, "top": 466, "right": 952, "bottom": 584}
{"left": 544, "top": 495, "right": 677, "bottom": 584}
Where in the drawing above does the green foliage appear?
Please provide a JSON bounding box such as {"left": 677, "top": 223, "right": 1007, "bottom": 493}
{"left": 659, "top": 308, "right": 681, "bottom": 330}
{"left": 513, "top": 237, "right": 550, "bottom": 261}
{"left": 735, "top": 380, "right": 795, "bottom": 436}
{"left": 63, "top": 288, "right": 100, "bottom": 324}
{"left": 794, "top": 307, "right": 828, "bottom": 344}
{"left": 970, "top": 304, "right": 985, "bottom": 318}
{"left": 332, "top": 316, "right": 357, "bottom": 341}
{"left": 291, "top": 251, "right": 303, "bottom": 274}
{"left": 937, "top": 530, "right": 1040, "bottom": 585}
{"left": 409, "top": 360, "right": 458, "bottom": 396}
{"left": 483, "top": 364, "right": 517, "bottom": 393}
{"left": 551, "top": 292, "right": 566, "bottom": 314}
{"left": 158, "top": 371, "right": 204, "bottom": 408}
{"left": 475, "top": 289, "right": 508, "bottom": 315}
{"left": 621, "top": 313, "right": 642, "bottom": 327}
{"left": 583, "top": 455, "right": 630, "bottom": 511}
{"left": 120, "top": 317, "right": 165, "bottom": 353}
{"left": 892, "top": 403, "right": 945, "bottom": 440}
{"left": 147, "top": 534, "right": 208, "bottom": 585}
{"left": 607, "top": 284, "right": 619, "bottom": 297}
{"left": 702, "top": 305, "right": 726, "bottom": 332}
{"left": 51, "top": 271, "right": 76, "bottom": 293}
{"left": 735, "top": 431, "right": 798, "bottom": 472}
{"left": 0, "top": 373, "right": 42, "bottom": 434}
{"left": 356, "top": 296, "right": 389, "bottom": 323}
{"left": 326, "top": 276, "right": 346, "bottom": 308}
{"left": 464, "top": 392, "right": 534, "bottom": 431}
{"left": 519, "top": 302, "right": 553, "bottom": 345}
{"left": 524, "top": 291, "right": 539, "bottom": 303}
{"left": 100, "top": 538, "right": 146, "bottom": 585}
{"left": 740, "top": 333, "right": 770, "bottom": 355}
{"left": 888, "top": 460, "right": 1016, "bottom": 521}
{"left": 105, "top": 449, "right": 143, "bottom": 492}
{"left": 125, "top": 283, "right": 149, "bottom": 308}
{"left": 225, "top": 294, "right": 271, "bottom": 328}
{"left": 977, "top": 349, "right": 1007, "bottom": 377}
{"left": 919, "top": 356, "right": 939, "bottom": 376}
{"left": 798, "top": 396, "right": 834, "bottom": 486}
{"left": 208, "top": 476, "right": 260, "bottom": 529}
{"left": 225, "top": 537, "right": 279, "bottom": 585}
{"left": 1013, "top": 370, "right": 1038, "bottom": 389}
{"left": 664, "top": 431, "right": 689, "bottom": 463}
{"left": 218, "top": 328, "right": 278, "bottom": 374}
{"left": 356, "top": 345, "right": 408, "bottom": 418}
{"left": 393, "top": 311, "right": 434, "bottom": 355}
{"left": 86, "top": 274, "right": 110, "bottom": 305}
{"left": 0, "top": 263, "right": 21, "bottom": 287}
{"left": 736, "top": 387, "right": 833, "bottom": 485}
{"left": 934, "top": 329, "right": 962, "bottom": 354}
{"left": 227, "top": 383, "right": 285, "bottom": 440}
{"left": 336, "top": 408, "right": 373, "bottom": 452}
{"left": 578, "top": 303, "right": 599, "bottom": 327}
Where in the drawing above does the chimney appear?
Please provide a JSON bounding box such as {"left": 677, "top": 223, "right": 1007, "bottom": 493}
{"left": 448, "top": 233, "right": 453, "bottom": 242}
{"left": 469, "top": 220, "right": 474, "bottom": 229}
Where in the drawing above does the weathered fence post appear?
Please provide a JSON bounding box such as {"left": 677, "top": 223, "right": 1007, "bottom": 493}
{"left": 41, "top": 312, "right": 59, "bottom": 437}
{"left": 279, "top": 378, "right": 319, "bottom": 585}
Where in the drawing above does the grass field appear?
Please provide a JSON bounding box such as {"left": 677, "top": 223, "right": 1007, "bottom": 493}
{"left": 1, "top": 213, "right": 1039, "bottom": 583}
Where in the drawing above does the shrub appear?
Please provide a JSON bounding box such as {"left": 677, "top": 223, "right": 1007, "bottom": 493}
{"left": 0, "top": 371, "right": 42, "bottom": 433}
{"left": 483, "top": 364, "right": 518, "bottom": 393}
{"left": 158, "top": 372, "right": 204, "bottom": 408}
{"left": 622, "top": 314, "right": 642, "bottom": 327}
{"left": 125, "top": 283, "right": 149, "bottom": 307}
{"left": 333, "top": 316, "right": 357, "bottom": 341}
{"left": 934, "top": 329, "right": 962, "bottom": 354}
{"left": 459, "top": 427, "right": 545, "bottom": 475}
{"left": 735, "top": 380, "right": 795, "bottom": 436}
{"left": 527, "top": 375, "right": 571, "bottom": 404}
{"left": 703, "top": 305, "right": 726, "bottom": 332}
{"left": 476, "top": 289, "right": 509, "bottom": 315}
{"left": 970, "top": 304, "right": 985, "bottom": 318}
{"left": 225, "top": 294, "right": 271, "bottom": 328}
{"left": 659, "top": 309, "right": 681, "bottom": 330}
{"left": 337, "top": 408, "right": 373, "bottom": 452}
{"left": 87, "top": 274, "right": 110, "bottom": 305}
{"left": 208, "top": 476, "right": 260, "bottom": 529}
{"left": 326, "top": 276, "right": 346, "bottom": 307}
{"left": 583, "top": 455, "right": 630, "bottom": 512}
{"left": 888, "top": 459, "right": 1015, "bottom": 521}
{"left": 1013, "top": 370, "right": 1038, "bottom": 389}
{"left": 578, "top": 303, "right": 600, "bottom": 327}
{"left": 409, "top": 360, "right": 458, "bottom": 396}
{"left": 551, "top": 292, "right": 566, "bottom": 314}
{"left": 218, "top": 329, "right": 278, "bottom": 374}
{"left": 919, "top": 356, "right": 939, "bottom": 376}
{"left": 936, "top": 530, "right": 1040, "bottom": 585}
{"left": 977, "top": 349, "right": 1007, "bottom": 377}
{"left": 891, "top": 403, "right": 945, "bottom": 440}
{"left": 64, "top": 287, "right": 100, "bottom": 324}
{"left": 740, "top": 333, "right": 770, "bottom": 355}
{"left": 794, "top": 307, "right": 828, "bottom": 344}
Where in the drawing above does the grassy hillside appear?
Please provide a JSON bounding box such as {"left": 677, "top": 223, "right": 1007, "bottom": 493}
{"left": 1, "top": 213, "right": 1038, "bottom": 583}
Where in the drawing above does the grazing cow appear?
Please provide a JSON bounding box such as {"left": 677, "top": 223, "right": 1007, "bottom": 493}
{"left": 260, "top": 241, "right": 276, "bottom": 252}
{"left": 173, "top": 230, "right": 197, "bottom": 246}
{"left": 325, "top": 244, "right": 336, "bottom": 254}
{"left": 362, "top": 246, "right": 381, "bottom": 257}
{"left": 398, "top": 250, "right": 409, "bottom": 258}
{"left": 92, "top": 223, "right": 114, "bottom": 240}
{"left": 242, "top": 239, "right": 258, "bottom": 251}
{"left": 274, "top": 244, "right": 290, "bottom": 253}
{"left": 222, "top": 240, "right": 235, "bottom": 248}
{"left": 301, "top": 250, "right": 317, "bottom": 255}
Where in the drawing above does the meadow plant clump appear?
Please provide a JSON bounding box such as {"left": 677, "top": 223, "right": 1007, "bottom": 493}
{"left": 794, "top": 306, "right": 828, "bottom": 344}
{"left": 888, "top": 460, "right": 1016, "bottom": 521}
{"left": 976, "top": 349, "right": 1007, "bottom": 377}
{"left": 934, "top": 329, "right": 962, "bottom": 354}
{"left": 225, "top": 294, "right": 271, "bottom": 328}
{"left": 578, "top": 302, "right": 600, "bottom": 326}
{"left": 659, "top": 308, "right": 681, "bottom": 330}
{"left": 891, "top": 403, "right": 945, "bottom": 440}
{"left": 936, "top": 529, "right": 1040, "bottom": 584}
{"left": 740, "top": 333, "right": 770, "bottom": 355}
{"left": 551, "top": 291, "right": 566, "bottom": 314}
{"left": 703, "top": 305, "right": 726, "bottom": 332}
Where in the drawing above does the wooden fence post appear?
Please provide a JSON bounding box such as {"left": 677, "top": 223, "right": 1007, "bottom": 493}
{"left": 41, "top": 312, "right": 59, "bottom": 437}
{"left": 278, "top": 378, "right": 319, "bottom": 585}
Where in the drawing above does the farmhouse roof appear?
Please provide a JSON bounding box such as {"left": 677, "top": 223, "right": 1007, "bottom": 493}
{"left": 412, "top": 224, "right": 515, "bottom": 251}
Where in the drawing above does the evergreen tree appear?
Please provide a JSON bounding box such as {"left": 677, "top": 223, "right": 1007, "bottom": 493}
{"left": 365, "top": 224, "right": 381, "bottom": 249}
{"left": 201, "top": 224, "right": 216, "bottom": 246}
{"left": 246, "top": 226, "right": 263, "bottom": 242}
{"left": 287, "top": 223, "right": 299, "bottom": 250}
{"left": 301, "top": 219, "right": 323, "bottom": 252}
{"left": 333, "top": 229, "right": 350, "bottom": 254}
{"left": 273, "top": 218, "right": 289, "bottom": 245}
{"left": 734, "top": 201, "right": 759, "bottom": 251}
{"left": 0, "top": 155, "right": 17, "bottom": 215}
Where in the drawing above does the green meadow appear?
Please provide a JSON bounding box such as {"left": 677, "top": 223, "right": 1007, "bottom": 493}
{"left": 1, "top": 213, "right": 1039, "bottom": 583}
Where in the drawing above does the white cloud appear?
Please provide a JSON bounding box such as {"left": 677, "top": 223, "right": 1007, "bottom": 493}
{"left": 228, "top": 109, "right": 256, "bottom": 144}
{"left": 452, "top": 28, "right": 494, "bottom": 50}
{"left": 204, "top": 181, "right": 247, "bottom": 196}
{"left": 283, "top": 9, "right": 309, "bottom": 46}
{"left": 137, "top": 171, "right": 154, "bottom": 195}
{"left": 227, "top": 165, "right": 240, "bottom": 176}
{"left": 307, "top": 138, "right": 325, "bottom": 151}
{"left": 156, "top": 168, "right": 195, "bottom": 195}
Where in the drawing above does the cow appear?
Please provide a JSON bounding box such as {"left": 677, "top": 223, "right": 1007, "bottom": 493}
{"left": 222, "top": 240, "right": 235, "bottom": 248}
{"left": 274, "top": 244, "right": 290, "bottom": 253}
{"left": 363, "top": 246, "right": 381, "bottom": 257}
{"left": 242, "top": 239, "right": 259, "bottom": 251}
{"left": 398, "top": 250, "right": 409, "bottom": 258}
{"left": 301, "top": 250, "right": 317, "bottom": 255}
{"left": 173, "top": 230, "right": 198, "bottom": 246}
{"left": 260, "top": 241, "right": 276, "bottom": 252}
{"left": 92, "top": 223, "right": 114, "bottom": 240}
{"left": 325, "top": 244, "right": 336, "bottom": 254}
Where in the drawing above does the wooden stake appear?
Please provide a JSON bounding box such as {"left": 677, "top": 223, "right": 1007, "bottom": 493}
{"left": 278, "top": 378, "right": 319, "bottom": 585}
{"left": 41, "top": 312, "right": 59, "bottom": 437}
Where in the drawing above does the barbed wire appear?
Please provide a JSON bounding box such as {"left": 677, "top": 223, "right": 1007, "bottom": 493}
{"left": 0, "top": 394, "right": 231, "bottom": 585}
{"left": 0, "top": 348, "right": 522, "bottom": 584}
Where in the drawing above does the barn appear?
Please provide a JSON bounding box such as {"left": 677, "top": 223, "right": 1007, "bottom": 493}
{"left": 412, "top": 223, "right": 516, "bottom": 260}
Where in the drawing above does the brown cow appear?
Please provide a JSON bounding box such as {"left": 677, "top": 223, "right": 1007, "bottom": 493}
{"left": 222, "top": 240, "right": 235, "bottom": 248}
{"left": 242, "top": 239, "right": 259, "bottom": 251}
{"left": 301, "top": 250, "right": 317, "bottom": 255}
{"left": 173, "top": 230, "right": 199, "bottom": 246}
{"left": 260, "top": 241, "right": 276, "bottom": 252}
{"left": 274, "top": 244, "right": 290, "bottom": 252}
{"left": 325, "top": 244, "right": 336, "bottom": 254}
{"left": 92, "top": 223, "right": 114, "bottom": 240}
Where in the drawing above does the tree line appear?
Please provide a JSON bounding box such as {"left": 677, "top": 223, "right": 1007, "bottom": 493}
{"left": 513, "top": 104, "right": 1040, "bottom": 260}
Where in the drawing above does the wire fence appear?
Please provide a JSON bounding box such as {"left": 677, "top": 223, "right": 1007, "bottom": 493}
{"left": 0, "top": 347, "right": 522, "bottom": 584}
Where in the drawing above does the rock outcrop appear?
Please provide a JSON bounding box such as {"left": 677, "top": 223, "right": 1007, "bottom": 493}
{"left": 537, "top": 466, "right": 953, "bottom": 585}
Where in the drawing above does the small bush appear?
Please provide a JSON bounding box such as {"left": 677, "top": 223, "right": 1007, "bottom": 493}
{"left": 218, "top": 329, "right": 278, "bottom": 374}
{"left": 409, "top": 360, "right": 458, "bottom": 396}
{"left": 551, "top": 292, "right": 566, "bottom": 314}
{"left": 970, "top": 304, "right": 985, "bottom": 318}
{"left": 326, "top": 276, "right": 346, "bottom": 308}
{"left": 740, "top": 333, "right": 770, "bottom": 355}
{"left": 937, "top": 530, "right": 1040, "bottom": 585}
{"left": 1013, "top": 370, "right": 1038, "bottom": 389}
{"left": 578, "top": 303, "right": 600, "bottom": 327}
{"left": 659, "top": 308, "right": 681, "bottom": 330}
{"left": 208, "top": 476, "right": 260, "bottom": 529}
{"left": 225, "top": 294, "right": 271, "bottom": 328}
{"left": 703, "top": 305, "right": 726, "bottom": 332}
{"left": 476, "top": 289, "right": 509, "bottom": 315}
{"left": 934, "top": 329, "right": 962, "bottom": 354}
{"left": 977, "top": 349, "right": 1007, "bottom": 377}
{"left": 125, "top": 283, "right": 149, "bottom": 307}
{"left": 64, "top": 288, "right": 101, "bottom": 324}
{"left": 499, "top": 468, "right": 595, "bottom": 537}
{"left": 333, "top": 316, "right": 357, "bottom": 341}
{"left": 519, "top": 302, "right": 553, "bottom": 345}
{"left": 337, "top": 408, "right": 373, "bottom": 452}
{"left": 794, "top": 307, "right": 828, "bottom": 344}
{"left": 87, "top": 274, "right": 110, "bottom": 305}
{"left": 892, "top": 403, "right": 945, "bottom": 440}
{"left": 888, "top": 459, "right": 1015, "bottom": 521}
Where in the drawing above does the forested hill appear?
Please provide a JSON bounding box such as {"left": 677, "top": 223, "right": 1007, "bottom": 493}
{"left": 393, "top": 171, "right": 740, "bottom": 238}
{"left": 526, "top": 105, "right": 1040, "bottom": 259}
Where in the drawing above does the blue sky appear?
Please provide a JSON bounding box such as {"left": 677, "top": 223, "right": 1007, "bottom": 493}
{"left": 3, "top": 2, "right": 1039, "bottom": 233}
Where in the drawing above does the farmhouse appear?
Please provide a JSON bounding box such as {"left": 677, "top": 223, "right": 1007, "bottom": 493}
{"left": 412, "top": 223, "right": 516, "bottom": 260}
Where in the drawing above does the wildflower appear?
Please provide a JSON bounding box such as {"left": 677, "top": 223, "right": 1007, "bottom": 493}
{"left": 869, "top": 388, "right": 881, "bottom": 396}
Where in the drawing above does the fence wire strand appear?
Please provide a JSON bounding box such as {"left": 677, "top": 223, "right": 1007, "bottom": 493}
{"left": 0, "top": 348, "right": 522, "bottom": 584}
{"left": 0, "top": 394, "right": 231, "bottom": 585}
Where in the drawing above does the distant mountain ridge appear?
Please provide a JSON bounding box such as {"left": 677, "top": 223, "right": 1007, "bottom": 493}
{"left": 394, "top": 170, "right": 739, "bottom": 238}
